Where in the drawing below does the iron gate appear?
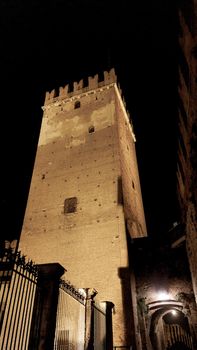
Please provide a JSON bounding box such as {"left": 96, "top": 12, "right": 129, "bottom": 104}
{"left": 0, "top": 248, "right": 38, "bottom": 350}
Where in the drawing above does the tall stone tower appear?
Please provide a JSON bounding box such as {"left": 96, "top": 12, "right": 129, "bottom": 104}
{"left": 19, "top": 68, "right": 147, "bottom": 347}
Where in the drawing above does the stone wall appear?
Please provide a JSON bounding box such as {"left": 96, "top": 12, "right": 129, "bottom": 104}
{"left": 19, "top": 72, "right": 146, "bottom": 347}
{"left": 177, "top": 7, "right": 197, "bottom": 304}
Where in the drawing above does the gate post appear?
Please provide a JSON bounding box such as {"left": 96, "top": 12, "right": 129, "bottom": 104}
{"left": 105, "top": 301, "right": 114, "bottom": 350}
{"left": 29, "top": 263, "right": 65, "bottom": 350}
{"left": 84, "top": 288, "right": 97, "bottom": 350}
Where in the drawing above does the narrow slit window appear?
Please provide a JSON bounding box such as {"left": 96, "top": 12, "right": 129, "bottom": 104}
{"left": 117, "top": 176, "right": 123, "bottom": 205}
{"left": 64, "top": 197, "right": 77, "bottom": 214}
{"left": 89, "top": 125, "right": 95, "bottom": 134}
{"left": 74, "top": 101, "right": 80, "bottom": 109}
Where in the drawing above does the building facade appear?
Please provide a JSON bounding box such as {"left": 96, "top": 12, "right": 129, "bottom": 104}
{"left": 177, "top": 0, "right": 197, "bottom": 303}
{"left": 19, "top": 68, "right": 147, "bottom": 347}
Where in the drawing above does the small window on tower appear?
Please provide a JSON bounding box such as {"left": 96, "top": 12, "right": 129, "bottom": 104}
{"left": 88, "top": 125, "right": 95, "bottom": 134}
{"left": 74, "top": 101, "right": 80, "bottom": 109}
{"left": 64, "top": 197, "right": 77, "bottom": 214}
{"left": 117, "top": 176, "right": 123, "bottom": 205}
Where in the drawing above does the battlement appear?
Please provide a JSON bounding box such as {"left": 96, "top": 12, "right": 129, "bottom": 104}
{"left": 44, "top": 68, "right": 117, "bottom": 105}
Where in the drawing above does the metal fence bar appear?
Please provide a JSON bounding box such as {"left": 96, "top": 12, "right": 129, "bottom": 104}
{"left": 18, "top": 266, "right": 31, "bottom": 350}
{"left": 21, "top": 267, "right": 37, "bottom": 350}
{"left": 54, "top": 280, "right": 86, "bottom": 349}
{"left": 0, "top": 250, "right": 38, "bottom": 350}
{"left": 0, "top": 269, "right": 12, "bottom": 331}
{"left": 0, "top": 261, "right": 19, "bottom": 349}
{"left": 13, "top": 263, "right": 30, "bottom": 350}
{"left": 9, "top": 263, "right": 25, "bottom": 349}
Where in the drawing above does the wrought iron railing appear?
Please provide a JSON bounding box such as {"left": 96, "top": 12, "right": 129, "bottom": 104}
{"left": 54, "top": 279, "right": 86, "bottom": 350}
{"left": 0, "top": 248, "right": 38, "bottom": 350}
{"left": 0, "top": 248, "right": 112, "bottom": 350}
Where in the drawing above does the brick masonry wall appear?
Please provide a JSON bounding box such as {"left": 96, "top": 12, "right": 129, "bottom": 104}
{"left": 178, "top": 10, "right": 197, "bottom": 304}
{"left": 19, "top": 83, "right": 146, "bottom": 346}
{"left": 115, "top": 87, "right": 147, "bottom": 238}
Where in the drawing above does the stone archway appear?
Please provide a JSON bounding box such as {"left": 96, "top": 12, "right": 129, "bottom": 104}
{"left": 148, "top": 301, "right": 194, "bottom": 350}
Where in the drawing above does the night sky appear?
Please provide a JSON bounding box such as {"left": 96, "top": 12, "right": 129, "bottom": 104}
{"left": 1, "top": 0, "right": 180, "bottom": 242}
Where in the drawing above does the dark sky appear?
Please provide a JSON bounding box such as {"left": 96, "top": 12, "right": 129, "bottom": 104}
{"left": 0, "top": 0, "right": 180, "bottom": 241}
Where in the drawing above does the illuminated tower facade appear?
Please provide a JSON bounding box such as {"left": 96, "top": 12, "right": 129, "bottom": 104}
{"left": 19, "top": 68, "right": 147, "bottom": 347}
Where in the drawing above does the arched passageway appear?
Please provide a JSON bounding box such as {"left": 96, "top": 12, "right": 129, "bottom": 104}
{"left": 148, "top": 301, "right": 194, "bottom": 350}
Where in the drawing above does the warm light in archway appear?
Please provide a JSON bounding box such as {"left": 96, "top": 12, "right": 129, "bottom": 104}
{"left": 171, "top": 310, "right": 177, "bottom": 316}
{"left": 157, "top": 291, "right": 170, "bottom": 300}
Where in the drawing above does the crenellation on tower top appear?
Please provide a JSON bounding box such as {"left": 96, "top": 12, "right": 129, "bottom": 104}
{"left": 73, "top": 79, "right": 84, "bottom": 93}
{"left": 104, "top": 68, "right": 116, "bottom": 84}
{"left": 59, "top": 84, "right": 69, "bottom": 97}
{"left": 44, "top": 68, "right": 117, "bottom": 105}
{"left": 88, "top": 73, "right": 99, "bottom": 90}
